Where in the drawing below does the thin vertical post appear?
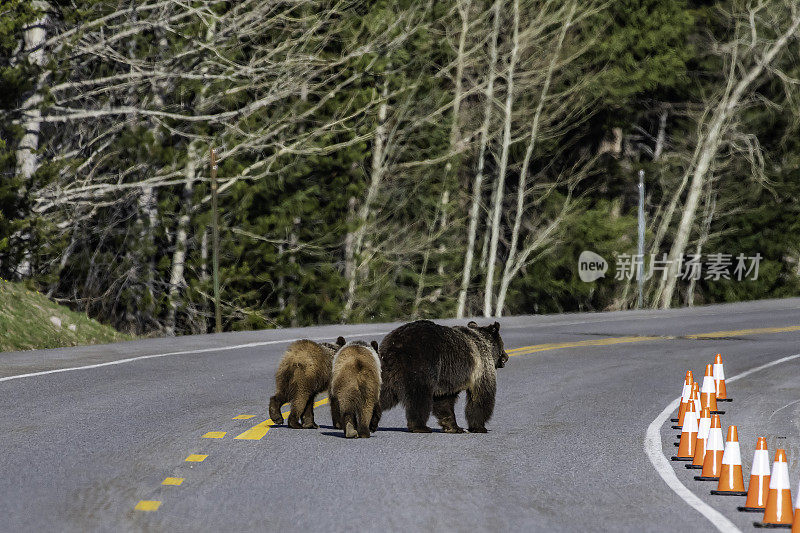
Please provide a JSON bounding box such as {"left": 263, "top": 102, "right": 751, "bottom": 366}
{"left": 637, "top": 169, "right": 645, "bottom": 309}
{"left": 210, "top": 147, "right": 222, "bottom": 333}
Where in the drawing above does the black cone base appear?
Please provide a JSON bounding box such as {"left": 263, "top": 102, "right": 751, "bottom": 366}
{"left": 671, "top": 456, "right": 693, "bottom": 461}
{"left": 685, "top": 464, "right": 702, "bottom": 469}
{"left": 717, "top": 398, "right": 733, "bottom": 402}
{"left": 671, "top": 425, "right": 682, "bottom": 429}
{"left": 738, "top": 506, "right": 765, "bottom": 513}
{"left": 711, "top": 490, "right": 748, "bottom": 496}
{"left": 674, "top": 442, "right": 680, "bottom": 447}
{"left": 753, "top": 522, "right": 792, "bottom": 529}
{"left": 695, "top": 475, "right": 720, "bottom": 481}
{"left": 671, "top": 418, "right": 679, "bottom": 422}
{"left": 711, "top": 410, "right": 726, "bottom": 415}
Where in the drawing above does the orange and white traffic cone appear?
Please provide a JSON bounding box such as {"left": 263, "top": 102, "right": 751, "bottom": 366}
{"left": 711, "top": 425, "right": 747, "bottom": 495}
{"left": 700, "top": 363, "right": 724, "bottom": 414}
{"left": 687, "top": 408, "right": 712, "bottom": 470}
{"left": 695, "top": 414, "right": 724, "bottom": 480}
{"left": 673, "top": 371, "right": 694, "bottom": 427}
{"left": 791, "top": 478, "right": 800, "bottom": 533}
{"left": 678, "top": 383, "right": 701, "bottom": 440}
{"left": 754, "top": 449, "right": 794, "bottom": 528}
{"left": 672, "top": 401, "right": 698, "bottom": 462}
{"left": 692, "top": 381, "right": 702, "bottom": 415}
{"left": 713, "top": 353, "right": 731, "bottom": 402}
{"left": 676, "top": 384, "right": 701, "bottom": 443}
{"left": 740, "top": 437, "right": 772, "bottom": 513}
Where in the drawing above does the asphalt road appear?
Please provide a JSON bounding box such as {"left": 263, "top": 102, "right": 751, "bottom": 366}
{"left": 2, "top": 298, "right": 800, "bottom": 532}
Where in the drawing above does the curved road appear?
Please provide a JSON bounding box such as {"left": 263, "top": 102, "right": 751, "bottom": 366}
{"left": 2, "top": 298, "right": 800, "bottom": 532}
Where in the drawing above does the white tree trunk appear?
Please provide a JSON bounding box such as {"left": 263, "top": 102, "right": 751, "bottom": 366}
{"left": 12, "top": 2, "right": 50, "bottom": 278}
{"left": 455, "top": 0, "right": 501, "bottom": 318}
{"left": 659, "top": 13, "right": 800, "bottom": 308}
{"left": 165, "top": 143, "right": 197, "bottom": 335}
{"left": 495, "top": 1, "right": 574, "bottom": 316}
{"left": 343, "top": 80, "right": 389, "bottom": 320}
{"left": 483, "top": 0, "right": 520, "bottom": 317}
{"left": 164, "top": 18, "right": 217, "bottom": 334}
{"left": 133, "top": 185, "right": 159, "bottom": 330}
{"left": 15, "top": 2, "right": 49, "bottom": 184}
{"left": 687, "top": 188, "right": 715, "bottom": 306}
{"left": 653, "top": 111, "right": 667, "bottom": 161}
{"left": 445, "top": 0, "right": 470, "bottom": 177}
{"left": 343, "top": 196, "right": 357, "bottom": 282}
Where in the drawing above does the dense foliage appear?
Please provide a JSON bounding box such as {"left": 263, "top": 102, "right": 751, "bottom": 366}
{"left": 1, "top": 0, "right": 798, "bottom": 335}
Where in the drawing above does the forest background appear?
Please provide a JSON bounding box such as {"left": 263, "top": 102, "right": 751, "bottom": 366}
{"left": 2, "top": 0, "right": 799, "bottom": 336}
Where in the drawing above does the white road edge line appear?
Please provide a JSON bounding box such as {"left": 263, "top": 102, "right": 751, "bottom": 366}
{"left": 0, "top": 331, "right": 390, "bottom": 384}
{"left": 644, "top": 352, "right": 800, "bottom": 533}
{"left": 5, "top": 303, "right": 799, "bottom": 384}
{"left": 501, "top": 304, "right": 800, "bottom": 331}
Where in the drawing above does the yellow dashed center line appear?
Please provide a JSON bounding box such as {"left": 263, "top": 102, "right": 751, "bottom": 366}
{"left": 202, "top": 431, "right": 226, "bottom": 439}
{"left": 683, "top": 324, "right": 800, "bottom": 338}
{"left": 232, "top": 414, "right": 255, "bottom": 420}
{"left": 510, "top": 336, "right": 663, "bottom": 356}
{"left": 135, "top": 500, "right": 161, "bottom": 511}
{"left": 508, "top": 324, "right": 800, "bottom": 357}
{"left": 162, "top": 477, "right": 184, "bottom": 486}
{"left": 234, "top": 418, "right": 276, "bottom": 440}
{"left": 185, "top": 454, "right": 208, "bottom": 462}
{"left": 235, "top": 398, "right": 331, "bottom": 441}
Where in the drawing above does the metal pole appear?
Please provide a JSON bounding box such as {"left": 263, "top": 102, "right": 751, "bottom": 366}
{"left": 637, "top": 169, "right": 645, "bottom": 309}
{"left": 210, "top": 147, "right": 222, "bottom": 333}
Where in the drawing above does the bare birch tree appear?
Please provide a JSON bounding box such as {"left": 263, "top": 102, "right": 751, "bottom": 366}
{"left": 494, "top": 1, "right": 576, "bottom": 316}
{"left": 657, "top": 2, "right": 800, "bottom": 308}
{"left": 455, "top": 0, "right": 502, "bottom": 318}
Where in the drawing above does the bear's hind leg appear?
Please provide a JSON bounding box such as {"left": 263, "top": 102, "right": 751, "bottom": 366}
{"left": 465, "top": 383, "right": 495, "bottom": 433}
{"left": 404, "top": 380, "right": 433, "bottom": 433}
{"left": 288, "top": 390, "right": 310, "bottom": 429}
{"left": 371, "top": 384, "right": 398, "bottom": 432}
{"left": 433, "top": 393, "right": 463, "bottom": 433}
{"left": 357, "top": 403, "right": 374, "bottom": 438}
{"left": 268, "top": 394, "right": 285, "bottom": 425}
{"left": 269, "top": 369, "right": 290, "bottom": 424}
{"left": 343, "top": 412, "right": 358, "bottom": 438}
{"left": 330, "top": 395, "right": 342, "bottom": 429}
{"left": 369, "top": 401, "right": 380, "bottom": 433}
{"left": 301, "top": 393, "right": 318, "bottom": 429}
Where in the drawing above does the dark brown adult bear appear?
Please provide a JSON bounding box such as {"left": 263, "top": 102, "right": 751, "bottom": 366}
{"left": 268, "top": 336, "right": 346, "bottom": 429}
{"left": 329, "top": 340, "right": 381, "bottom": 438}
{"left": 370, "top": 320, "right": 507, "bottom": 434}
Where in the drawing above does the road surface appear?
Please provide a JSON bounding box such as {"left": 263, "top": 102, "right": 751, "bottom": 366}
{"left": 2, "top": 298, "right": 800, "bottom": 532}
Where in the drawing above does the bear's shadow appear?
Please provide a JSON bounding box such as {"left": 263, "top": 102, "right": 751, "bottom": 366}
{"left": 271, "top": 423, "right": 489, "bottom": 437}
{"left": 321, "top": 426, "right": 463, "bottom": 438}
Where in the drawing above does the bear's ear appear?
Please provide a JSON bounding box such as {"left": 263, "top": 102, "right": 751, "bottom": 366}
{"left": 467, "top": 321, "right": 479, "bottom": 329}
{"left": 336, "top": 336, "right": 346, "bottom": 347}
{"left": 370, "top": 340, "right": 379, "bottom": 351}
{"left": 492, "top": 321, "right": 500, "bottom": 334}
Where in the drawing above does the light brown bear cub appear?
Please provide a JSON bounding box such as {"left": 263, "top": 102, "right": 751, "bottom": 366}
{"left": 269, "top": 337, "right": 346, "bottom": 429}
{"left": 329, "top": 340, "right": 381, "bottom": 438}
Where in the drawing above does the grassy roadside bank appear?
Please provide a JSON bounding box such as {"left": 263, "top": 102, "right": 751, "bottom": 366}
{"left": 0, "top": 280, "right": 131, "bottom": 352}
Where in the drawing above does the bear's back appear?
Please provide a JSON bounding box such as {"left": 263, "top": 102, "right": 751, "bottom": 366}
{"left": 378, "top": 320, "right": 478, "bottom": 387}
{"left": 380, "top": 320, "right": 472, "bottom": 358}
{"left": 333, "top": 344, "right": 380, "bottom": 377}
{"left": 280, "top": 339, "right": 333, "bottom": 375}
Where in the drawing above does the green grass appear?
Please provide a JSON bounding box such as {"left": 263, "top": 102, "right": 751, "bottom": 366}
{"left": 0, "top": 280, "right": 132, "bottom": 352}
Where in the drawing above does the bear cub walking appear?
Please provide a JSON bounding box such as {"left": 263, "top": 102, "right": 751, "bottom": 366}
{"left": 372, "top": 320, "right": 507, "bottom": 434}
{"left": 329, "top": 340, "right": 381, "bottom": 438}
{"left": 269, "top": 337, "right": 346, "bottom": 429}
